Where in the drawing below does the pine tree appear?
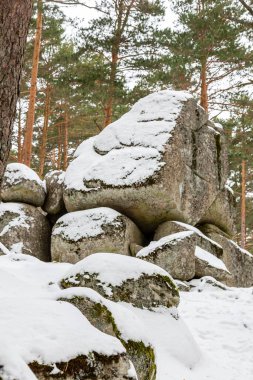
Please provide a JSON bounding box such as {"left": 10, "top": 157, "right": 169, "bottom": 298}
{"left": 78, "top": 0, "right": 165, "bottom": 127}
{"left": 0, "top": 0, "right": 32, "bottom": 185}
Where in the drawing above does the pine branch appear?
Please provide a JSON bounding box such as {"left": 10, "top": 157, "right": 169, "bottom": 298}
{"left": 238, "top": 0, "right": 253, "bottom": 17}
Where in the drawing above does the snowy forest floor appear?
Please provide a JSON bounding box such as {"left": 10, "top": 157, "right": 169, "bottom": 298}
{"left": 0, "top": 252, "right": 252, "bottom": 380}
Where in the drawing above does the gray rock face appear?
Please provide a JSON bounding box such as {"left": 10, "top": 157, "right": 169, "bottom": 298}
{"left": 60, "top": 290, "right": 156, "bottom": 380}
{"left": 29, "top": 352, "right": 136, "bottom": 380}
{"left": 0, "top": 202, "right": 51, "bottom": 261}
{"left": 153, "top": 221, "right": 223, "bottom": 258}
{"left": 195, "top": 246, "right": 232, "bottom": 283}
{"left": 137, "top": 231, "right": 196, "bottom": 281}
{"left": 64, "top": 90, "right": 228, "bottom": 233}
{"left": 1, "top": 163, "right": 46, "bottom": 207}
{"left": 51, "top": 207, "right": 144, "bottom": 263}
{"left": 43, "top": 170, "right": 66, "bottom": 215}
{"left": 200, "top": 224, "right": 253, "bottom": 287}
{"left": 199, "top": 186, "right": 236, "bottom": 237}
{"left": 61, "top": 253, "right": 179, "bottom": 309}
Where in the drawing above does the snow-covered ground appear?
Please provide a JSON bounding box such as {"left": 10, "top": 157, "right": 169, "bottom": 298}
{"left": 0, "top": 249, "right": 252, "bottom": 380}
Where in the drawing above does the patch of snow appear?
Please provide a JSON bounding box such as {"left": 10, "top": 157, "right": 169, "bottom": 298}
{"left": 195, "top": 246, "right": 229, "bottom": 272}
{"left": 45, "top": 170, "right": 65, "bottom": 185}
{"left": 52, "top": 207, "right": 123, "bottom": 241}
{"left": 3, "top": 163, "right": 46, "bottom": 191}
{"left": 137, "top": 231, "right": 194, "bottom": 258}
{"left": 173, "top": 221, "right": 223, "bottom": 248}
{"left": 229, "top": 240, "right": 253, "bottom": 257}
{"left": 62, "top": 252, "right": 172, "bottom": 293}
{"left": 0, "top": 202, "right": 31, "bottom": 237}
{"left": 65, "top": 90, "right": 193, "bottom": 190}
{"left": 0, "top": 242, "right": 10, "bottom": 255}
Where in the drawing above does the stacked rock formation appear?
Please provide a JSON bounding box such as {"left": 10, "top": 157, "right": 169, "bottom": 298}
{"left": 1, "top": 90, "right": 253, "bottom": 287}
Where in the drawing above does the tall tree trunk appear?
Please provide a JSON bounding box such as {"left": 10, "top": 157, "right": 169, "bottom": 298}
{"left": 200, "top": 58, "right": 208, "bottom": 112}
{"left": 22, "top": 0, "right": 43, "bottom": 167}
{"left": 0, "top": 0, "right": 33, "bottom": 186}
{"left": 39, "top": 84, "right": 51, "bottom": 177}
{"left": 241, "top": 160, "right": 246, "bottom": 249}
{"left": 17, "top": 102, "right": 23, "bottom": 163}
{"left": 63, "top": 110, "right": 69, "bottom": 171}
{"left": 103, "top": 52, "right": 118, "bottom": 128}
{"left": 57, "top": 124, "right": 63, "bottom": 170}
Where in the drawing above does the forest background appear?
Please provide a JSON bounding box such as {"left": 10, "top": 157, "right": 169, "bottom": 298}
{"left": 11, "top": 0, "right": 253, "bottom": 251}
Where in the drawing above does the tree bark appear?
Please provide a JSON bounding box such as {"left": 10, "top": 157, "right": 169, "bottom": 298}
{"left": 63, "top": 110, "right": 69, "bottom": 171}
{"left": 241, "top": 159, "right": 246, "bottom": 249}
{"left": 0, "top": 0, "right": 33, "bottom": 186}
{"left": 57, "top": 124, "right": 63, "bottom": 170}
{"left": 22, "top": 0, "right": 43, "bottom": 167}
{"left": 17, "top": 102, "right": 23, "bottom": 163}
{"left": 200, "top": 58, "right": 208, "bottom": 112}
{"left": 39, "top": 84, "right": 51, "bottom": 177}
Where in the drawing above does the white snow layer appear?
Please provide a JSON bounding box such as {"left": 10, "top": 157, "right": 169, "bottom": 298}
{"left": 0, "top": 254, "right": 125, "bottom": 380}
{"left": 0, "top": 251, "right": 252, "bottom": 380}
{"left": 195, "top": 246, "right": 229, "bottom": 272}
{"left": 62, "top": 252, "right": 172, "bottom": 293}
{"left": 0, "top": 202, "right": 31, "bottom": 237}
{"left": 3, "top": 163, "right": 46, "bottom": 190}
{"left": 137, "top": 231, "right": 194, "bottom": 258}
{"left": 52, "top": 207, "right": 123, "bottom": 241}
{"left": 65, "top": 90, "right": 193, "bottom": 190}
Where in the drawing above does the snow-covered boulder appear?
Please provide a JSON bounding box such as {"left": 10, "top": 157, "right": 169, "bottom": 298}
{"left": 137, "top": 231, "right": 197, "bottom": 281}
{"left": 61, "top": 253, "right": 179, "bottom": 309}
{"left": 1, "top": 163, "right": 46, "bottom": 207}
{"left": 199, "top": 186, "right": 236, "bottom": 237}
{"left": 200, "top": 224, "right": 253, "bottom": 287}
{"left": 59, "top": 287, "right": 156, "bottom": 380}
{"left": 51, "top": 208, "right": 144, "bottom": 263}
{"left": 63, "top": 90, "right": 228, "bottom": 233}
{"left": 195, "top": 246, "right": 232, "bottom": 283}
{"left": 154, "top": 221, "right": 223, "bottom": 258}
{"left": 0, "top": 202, "right": 51, "bottom": 261}
{"left": 43, "top": 170, "right": 66, "bottom": 215}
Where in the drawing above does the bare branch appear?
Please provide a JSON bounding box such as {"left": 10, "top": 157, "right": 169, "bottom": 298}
{"left": 238, "top": 0, "right": 253, "bottom": 17}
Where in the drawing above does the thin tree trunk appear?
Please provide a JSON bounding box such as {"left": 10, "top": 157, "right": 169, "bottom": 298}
{"left": 22, "top": 0, "right": 43, "bottom": 167}
{"left": 57, "top": 124, "right": 62, "bottom": 170}
{"left": 200, "top": 58, "right": 208, "bottom": 112}
{"left": 17, "top": 101, "right": 23, "bottom": 163}
{"left": 103, "top": 52, "right": 118, "bottom": 128}
{"left": 63, "top": 110, "right": 69, "bottom": 171}
{"left": 0, "top": 0, "right": 33, "bottom": 186}
{"left": 39, "top": 84, "right": 51, "bottom": 177}
{"left": 241, "top": 160, "right": 246, "bottom": 249}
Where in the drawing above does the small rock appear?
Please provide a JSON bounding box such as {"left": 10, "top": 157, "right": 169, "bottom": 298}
{"left": 51, "top": 207, "right": 144, "bottom": 263}
{"left": 43, "top": 170, "right": 66, "bottom": 215}
{"left": 0, "top": 202, "right": 51, "bottom": 261}
{"left": 1, "top": 163, "right": 46, "bottom": 207}
{"left": 61, "top": 253, "right": 179, "bottom": 309}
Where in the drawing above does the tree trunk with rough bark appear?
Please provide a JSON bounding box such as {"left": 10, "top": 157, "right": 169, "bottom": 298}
{"left": 39, "top": 84, "right": 51, "bottom": 177}
{"left": 241, "top": 159, "right": 246, "bottom": 249}
{"left": 63, "top": 110, "right": 69, "bottom": 171}
{"left": 0, "top": 0, "right": 33, "bottom": 186}
{"left": 200, "top": 58, "right": 208, "bottom": 112}
{"left": 22, "top": 0, "right": 43, "bottom": 167}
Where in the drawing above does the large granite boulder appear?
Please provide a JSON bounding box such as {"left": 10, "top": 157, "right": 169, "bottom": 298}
{"left": 153, "top": 221, "right": 223, "bottom": 258}
{"left": 61, "top": 253, "right": 179, "bottom": 309}
{"left": 198, "top": 185, "right": 236, "bottom": 236}
{"left": 64, "top": 90, "right": 228, "bottom": 233}
{"left": 59, "top": 287, "right": 156, "bottom": 380}
{"left": 43, "top": 170, "right": 66, "bottom": 215}
{"left": 137, "top": 231, "right": 197, "bottom": 281}
{"left": 0, "top": 202, "right": 51, "bottom": 261}
{"left": 1, "top": 163, "right": 46, "bottom": 207}
{"left": 200, "top": 224, "right": 253, "bottom": 287}
{"left": 51, "top": 207, "right": 144, "bottom": 263}
{"left": 195, "top": 246, "right": 231, "bottom": 283}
